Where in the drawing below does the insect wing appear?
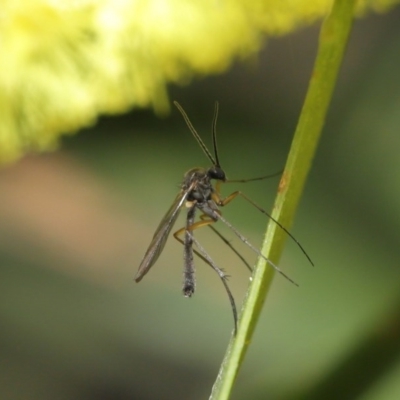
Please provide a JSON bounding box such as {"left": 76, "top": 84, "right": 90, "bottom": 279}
{"left": 135, "top": 189, "right": 189, "bottom": 282}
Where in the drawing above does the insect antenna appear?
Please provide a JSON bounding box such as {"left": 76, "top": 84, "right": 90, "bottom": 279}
{"left": 211, "top": 101, "right": 221, "bottom": 167}
{"left": 173, "top": 101, "right": 217, "bottom": 166}
{"left": 226, "top": 169, "right": 283, "bottom": 183}
{"left": 233, "top": 192, "right": 314, "bottom": 266}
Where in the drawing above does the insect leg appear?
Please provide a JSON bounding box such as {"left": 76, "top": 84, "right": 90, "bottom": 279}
{"left": 213, "top": 189, "right": 314, "bottom": 266}
{"left": 196, "top": 200, "right": 299, "bottom": 286}
{"left": 216, "top": 213, "right": 299, "bottom": 286}
{"left": 173, "top": 210, "right": 238, "bottom": 334}
{"left": 186, "top": 230, "right": 238, "bottom": 335}
{"left": 199, "top": 214, "right": 252, "bottom": 272}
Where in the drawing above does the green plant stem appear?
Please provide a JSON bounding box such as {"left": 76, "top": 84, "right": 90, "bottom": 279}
{"left": 209, "top": 1, "right": 356, "bottom": 399}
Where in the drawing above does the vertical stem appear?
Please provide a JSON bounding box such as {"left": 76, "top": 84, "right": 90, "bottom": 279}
{"left": 209, "top": 1, "right": 357, "bottom": 399}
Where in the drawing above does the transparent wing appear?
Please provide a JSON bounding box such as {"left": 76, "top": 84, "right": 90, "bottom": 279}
{"left": 134, "top": 189, "right": 189, "bottom": 282}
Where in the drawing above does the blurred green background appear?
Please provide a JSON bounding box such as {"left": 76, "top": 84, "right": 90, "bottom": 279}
{"left": 1, "top": 8, "right": 400, "bottom": 400}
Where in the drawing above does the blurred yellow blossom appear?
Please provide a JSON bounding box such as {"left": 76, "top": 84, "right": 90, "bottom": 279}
{"left": 0, "top": 0, "right": 398, "bottom": 163}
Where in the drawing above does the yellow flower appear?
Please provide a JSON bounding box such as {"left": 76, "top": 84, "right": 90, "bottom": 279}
{"left": 0, "top": 0, "right": 398, "bottom": 163}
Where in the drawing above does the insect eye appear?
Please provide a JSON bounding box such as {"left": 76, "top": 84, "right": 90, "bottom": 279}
{"left": 208, "top": 166, "right": 226, "bottom": 181}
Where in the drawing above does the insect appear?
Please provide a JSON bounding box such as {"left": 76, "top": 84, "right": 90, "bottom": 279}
{"left": 135, "top": 101, "right": 313, "bottom": 334}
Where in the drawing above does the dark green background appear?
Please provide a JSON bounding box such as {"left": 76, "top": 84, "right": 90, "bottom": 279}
{"left": 1, "top": 8, "right": 400, "bottom": 400}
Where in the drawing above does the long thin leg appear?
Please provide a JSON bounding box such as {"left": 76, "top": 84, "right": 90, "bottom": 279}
{"left": 196, "top": 200, "right": 299, "bottom": 286}
{"left": 216, "top": 213, "right": 299, "bottom": 286}
{"left": 213, "top": 186, "right": 314, "bottom": 267}
{"left": 174, "top": 215, "right": 216, "bottom": 277}
{"left": 177, "top": 214, "right": 252, "bottom": 272}
{"left": 173, "top": 210, "right": 238, "bottom": 334}
{"left": 182, "top": 201, "right": 299, "bottom": 285}
{"left": 186, "top": 230, "right": 238, "bottom": 335}
{"left": 199, "top": 214, "right": 253, "bottom": 272}
{"left": 174, "top": 207, "right": 233, "bottom": 295}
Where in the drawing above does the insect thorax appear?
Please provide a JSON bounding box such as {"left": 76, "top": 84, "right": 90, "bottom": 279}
{"left": 182, "top": 167, "right": 214, "bottom": 203}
